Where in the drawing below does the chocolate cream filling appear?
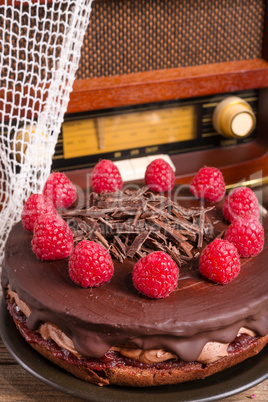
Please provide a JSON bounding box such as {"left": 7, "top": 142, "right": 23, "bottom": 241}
{"left": 2, "top": 187, "right": 268, "bottom": 363}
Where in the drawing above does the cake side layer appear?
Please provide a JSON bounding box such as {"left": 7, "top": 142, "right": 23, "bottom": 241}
{"left": 6, "top": 285, "right": 257, "bottom": 365}
{"left": 2, "top": 210, "right": 268, "bottom": 363}
{"left": 5, "top": 296, "right": 268, "bottom": 387}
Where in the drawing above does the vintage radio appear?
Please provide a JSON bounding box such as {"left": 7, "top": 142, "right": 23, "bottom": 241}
{"left": 48, "top": 0, "right": 268, "bottom": 190}
{"left": 3, "top": 0, "right": 268, "bottom": 189}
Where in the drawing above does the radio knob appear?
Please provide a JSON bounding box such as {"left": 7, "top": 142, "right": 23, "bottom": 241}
{"left": 212, "top": 96, "right": 256, "bottom": 138}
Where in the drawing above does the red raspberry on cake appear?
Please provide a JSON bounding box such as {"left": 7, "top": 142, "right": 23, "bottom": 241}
{"left": 91, "top": 159, "right": 123, "bottom": 194}
{"left": 199, "top": 238, "right": 240, "bottom": 284}
{"left": 222, "top": 186, "right": 259, "bottom": 223}
{"left": 21, "top": 193, "right": 56, "bottom": 232}
{"left": 224, "top": 218, "right": 264, "bottom": 258}
{"left": 132, "top": 251, "right": 179, "bottom": 299}
{"left": 69, "top": 240, "right": 114, "bottom": 288}
{"left": 144, "top": 158, "right": 175, "bottom": 193}
{"left": 43, "top": 172, "right": 77, "bottom": 209}
{"left": 190, "top": 166, "right": 225, "bottom": 202}
{"left": 31, "top": 213, "right": 73, "bottom": 260}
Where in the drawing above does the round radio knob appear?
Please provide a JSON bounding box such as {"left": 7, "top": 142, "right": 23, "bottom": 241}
{"left": 212, "top": 96, "right": 256, "bottom": 138}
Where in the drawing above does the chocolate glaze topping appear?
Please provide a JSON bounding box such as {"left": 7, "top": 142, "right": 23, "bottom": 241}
{"left": 2, "top": 186, "right": 268, "bottom": 362}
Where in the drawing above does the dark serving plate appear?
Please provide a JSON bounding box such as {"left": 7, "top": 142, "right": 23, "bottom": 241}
{"left": 1, "top": 297, "right": 267, "bottom": 402}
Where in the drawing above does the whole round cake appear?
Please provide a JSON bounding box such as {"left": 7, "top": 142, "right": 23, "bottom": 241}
{"left": 1, "top": 162, "right": 268, "bottom": 387}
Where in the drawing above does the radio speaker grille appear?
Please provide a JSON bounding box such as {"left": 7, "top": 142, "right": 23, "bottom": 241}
{"left": 1, "top": 0, "right": 265, "bottom": 86}
{"left": 77, "top": 0, "right": 265, "bottom": 78}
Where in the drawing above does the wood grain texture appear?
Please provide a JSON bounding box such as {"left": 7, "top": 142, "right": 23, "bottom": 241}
{"left": 0, "top": 336, "right": 83, "bottom": 401}
{"left": 2, "top": 58, "right": 268, "bottom": 121}
{"left": 67, "top": 59, "right": 268, "bottom": 114}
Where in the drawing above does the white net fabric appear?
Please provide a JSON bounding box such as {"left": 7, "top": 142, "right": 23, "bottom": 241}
{"left": 0, "top": 0, "right": 94, "bottom": 265}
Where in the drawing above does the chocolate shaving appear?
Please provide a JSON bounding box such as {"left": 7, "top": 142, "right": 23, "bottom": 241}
{"left": 127, "top": 230, "right": 151, "bottom": 258}
{"left": 60, "top": 187, "right": 215, "bottom": 263}
{"left": 197, "top": 207, "right": 205, "bottom": 248}
{"left": 114, "top": 236, "right": 127, "bottom": 256}
{"left": 164, "top": 244, "right": 184, "bottom": 267}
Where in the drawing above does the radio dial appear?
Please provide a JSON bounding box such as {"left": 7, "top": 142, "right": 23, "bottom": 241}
{"left": 212, "top": 96, "right": 256, "bottom": 138}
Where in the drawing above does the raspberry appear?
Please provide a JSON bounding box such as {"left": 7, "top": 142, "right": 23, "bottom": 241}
{"left": 43, "top": 172, "right": 77, "bottom": 209}
{"left": 199, "top": 238, "right": 240, "bottom": 284}
{"left": 31, "top": 213, "right": 73, "bottom": 260}
{"left": 224, "top": 218, "right": 264, "bottom": 257}
{"left": 91, "top": 159, "right": 123, "bottom": 194}
{"left": 21, "top": 193, "right": 56, "bottom": 232}
{"left": 222, "top": 187, "right": 260, "bottom": 223}
{"left": 144, "top": 158, "right": 175, "bottom": 193}
{"left": 132, "top": 251, "right": 179, "bottom": 299}
{"left": 68, "top": 240, "right": 114, "bottom": 288}
{"left": 190, "top": 166, "right": 225, "bottom": 202}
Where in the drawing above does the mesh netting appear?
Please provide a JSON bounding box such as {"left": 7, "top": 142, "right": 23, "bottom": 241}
{"left": 0, "top": 0, "right": 94, "bottom": 265}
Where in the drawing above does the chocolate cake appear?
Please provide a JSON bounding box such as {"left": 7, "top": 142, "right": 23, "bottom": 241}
{"left": 1, "top": 182, "right": 268, "bottom": 387}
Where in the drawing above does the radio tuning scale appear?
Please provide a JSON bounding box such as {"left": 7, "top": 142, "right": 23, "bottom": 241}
{"left": 51, "top": 91, "right": 257, "bottom": 173}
